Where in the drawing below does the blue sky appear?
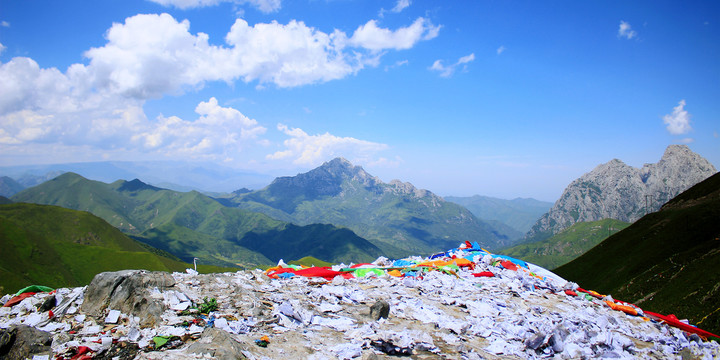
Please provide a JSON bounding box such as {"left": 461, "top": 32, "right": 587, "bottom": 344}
{"left": 0, "top": 0, "right": 718, "bottom": 201}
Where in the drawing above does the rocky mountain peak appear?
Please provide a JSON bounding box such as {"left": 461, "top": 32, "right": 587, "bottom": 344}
{"left": 309, "top": 157, "right": 380, "bottom": 187}
{"left": 525, "top": 145, "right": 716, "bottom": 242}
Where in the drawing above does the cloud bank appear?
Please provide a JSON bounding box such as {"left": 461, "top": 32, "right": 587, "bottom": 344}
{"left": 0, "top": 13, "right": 436, "bottom": 164}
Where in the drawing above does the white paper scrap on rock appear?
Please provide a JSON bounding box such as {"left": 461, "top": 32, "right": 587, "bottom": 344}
{"left": 105, "top": 309, "right": 121, "bottom": 324}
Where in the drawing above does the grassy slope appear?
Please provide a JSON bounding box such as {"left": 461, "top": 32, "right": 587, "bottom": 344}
{"left": 0, "top": 203, "right": 190, "bottom": 293}
{"left": 554, "top": 172, "right": 720, "bottom": 335}
{"left": 289, "top": 256, "right": 333, "bottom": 268}
{"left": 499, "top": 219, "right": 630, "bottom": 270}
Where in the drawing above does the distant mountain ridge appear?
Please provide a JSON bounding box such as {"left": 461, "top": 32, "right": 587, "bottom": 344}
{"left": 0, "top": 160, "right": 273, "bottom": 193}
{"left": 0, "top": 176, "right": 25, "bottom": 197}
{"left": 525, "top": 145, "right": 716, "bottom": 242}
{"left": 224, "top": 158, "right": 510, "bottom": 257}
{"left": 444, "top": 195, "right": 552, "bottom": 234}
{"left": 11, "top": 173, "right": 383, "bottom": 267}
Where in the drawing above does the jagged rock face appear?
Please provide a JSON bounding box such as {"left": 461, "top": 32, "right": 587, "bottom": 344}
{"left": 526, "top": 145, "right": 716, "bottom": 241}
{"left": 269, "top": 157, "right": 382, "bottom": 199}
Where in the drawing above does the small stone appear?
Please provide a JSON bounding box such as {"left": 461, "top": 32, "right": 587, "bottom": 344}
{"left": 37, "top": 296, "right": 56, "bottom": 313}
{"left": 524, "top": 331, "right": 545, "bottom": 350}
{"left": 369, "top": 300, "right": 390, "bottom": 320}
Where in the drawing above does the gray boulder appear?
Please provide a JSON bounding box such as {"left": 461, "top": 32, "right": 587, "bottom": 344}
{"left": 81, "top": 270, "right": 175, "bottom": 327}
{"left": 0, "top": 325, "right": 52, "bottom": 360}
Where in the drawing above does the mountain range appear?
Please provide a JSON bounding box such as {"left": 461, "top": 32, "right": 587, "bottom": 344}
{"left": 10, "top": 173, "right": 383, "bottom": 267}
{"left": 555, "top": 171, "right": 720, "bottom": 335}
{"left": 524, "top": 145, "right": 716, "bottom": 243}
{"left": 0, "top": 160, "right": 273, "bottom": 193}
{"left": 220, "top": 158, "right": 512, "bottom": 257}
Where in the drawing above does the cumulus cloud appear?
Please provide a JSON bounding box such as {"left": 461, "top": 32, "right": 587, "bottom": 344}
{"left": 1, "top": 13, "right": 435, "bottom": 162}
{"left": 147, "top": 0, "right": 281, "bottom": 13}
{"left": 1, "top": 21, "right": 9, "bottom": 27}
{"left": 618, "top": 21, "right": 637, "bottom": 40}
{"left": 430, "top": 53, "right": 475, "bottom": 77}
{"left": 663, "top": 99, "right": 692, "bottom": 135}
{"left": 267, "top": 124, "right": 389, "bottom": 166}
{"left": 496, "top": 45, "right": 506, "bottom": 55}
{"left": 80, "top": 13, "right": 438, "bottom": 93}
{"left": 132, "top": 97, "right": 266, "bottom": 160}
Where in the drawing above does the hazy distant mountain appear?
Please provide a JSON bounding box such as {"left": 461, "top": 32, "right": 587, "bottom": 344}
{"left": 0, "top": 176, "right": 25, "bottom": 197}
{"left": 223, "top": 158, "right": 510, "bottom": 257}
{"left": 555, "top": 172, "right": 720, "bottom": 335}
{"left": 525, "top": 145, "right": 716, "bottom": 243}
{"left": 500, "top": 218, "right": 630, "bottom": 270}
{"left": 11, "top": 173, "right": 382, "bottom": 266}
{"left": 0, "top": 160, "right": 273, "bottom": 193}
{"left": 444, "top": 195, "right": 552, "bottom": 234}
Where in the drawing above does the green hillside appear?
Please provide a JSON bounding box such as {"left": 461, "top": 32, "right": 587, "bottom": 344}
{"left": 499, "top": 219, "right": 629, "bottom": 270}
{"left": 12, "top": 173, "right": 382, "bottom": 267}
{"left": 555, "top": 172, "right": 720, "bottom": 335}
{"left": 227, "top": 158, "right": 510, "bottom": 258}
{"left": 0, "top": 203, "right": 190, "bottom": 293}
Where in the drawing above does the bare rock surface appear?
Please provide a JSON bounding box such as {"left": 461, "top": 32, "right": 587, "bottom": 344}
{"left": 82, "top": 270, "right": 176, "bottom": 328}
{"left": 526, "top": 145, "right": 717, "bottom": 240}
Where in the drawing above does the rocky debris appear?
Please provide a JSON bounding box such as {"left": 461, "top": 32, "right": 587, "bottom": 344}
{"left": 526, "top": 145, "right": 717, "bottom": 241}
{"left": 185, "top": 328, "right": 247, "bottom": 359}
{"left": 1, "top": 245, "right": 719, "bottom": 359}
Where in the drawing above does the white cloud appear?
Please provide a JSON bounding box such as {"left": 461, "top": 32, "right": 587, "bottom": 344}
{"left": 618, "top": 21, "right": 637, "bottom": 40}
{"left": 0, "top": 42, "right": 5, "bottom": 55}
{"left": 147, "top": 0, "right": 281, "bottom": 13}
{"left": 0, "top": 13, "right": 436, "bottom": 163}
{"left": 663, "top": 99, "right": 692, "bottom": 135}
{"left": 132, "top": 97, "right": 266, "bottom": 159}
{"left": 349, "top": 18, "right": 440, "bottom": 51}
{"left": 496, "top": 45, "right": 506, "bottom": 55}
{"left": 1, "top": 21, "right": 9, "bottom": 27}
{"left": 392, "top": 0, "right": 411, "bottom": 13}
{"left": 267, "top": 124, "right": 389, "bottom": 166}
{"left": 430, "top": 53, "right": 475, "bottom": 77}
{"left": 379, "top": 0, "right": 411, "bottom": 18}
{"left": 81, "top": 14, "right": 438, "bottom": 92}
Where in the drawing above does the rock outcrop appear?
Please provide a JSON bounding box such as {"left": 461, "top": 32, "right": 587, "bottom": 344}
{"left": 81, "top": 270, "right": 176, "bottom": 328}
{"left": 525, "top": 145, "right": 716, "bottom": 242}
